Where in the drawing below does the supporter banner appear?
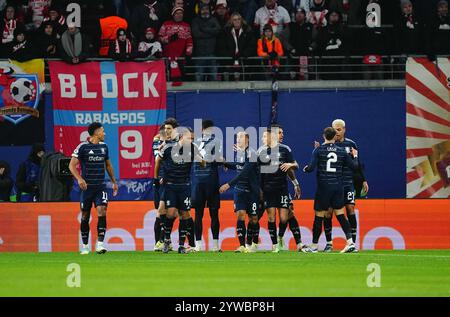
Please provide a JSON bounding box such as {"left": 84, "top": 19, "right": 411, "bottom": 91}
{"left": 406, "top": 57, "right": 450, "bottom": 198}
{"left": 49, "top": 60, "right": 167, "bottom": 179}
{"left": 0, "top": 59, "right": 46, "bottom": 145}
{"left": 1, "top": 200, "right": 449, "bottom": 252}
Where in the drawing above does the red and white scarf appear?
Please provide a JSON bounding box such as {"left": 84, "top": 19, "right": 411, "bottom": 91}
{"left": 265, "top": 4, "right": 278, "bottom": 27}
{"left": 3, "top": 18, "right": 16, "bottom": 40}
{"left": 43, "top": 15, "right": 66, "bottom": 25}
{"left": 115, "top": 39, "right": 132, "bottom": 54}
{"left": 231, "top": 28, "right": 242, "bottom": 55}
{"left": 310, "top": 10, "right": 328, "bottom": 27}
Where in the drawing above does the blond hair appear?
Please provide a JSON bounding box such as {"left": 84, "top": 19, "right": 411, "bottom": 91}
{"left": 332, "top": 119, "right": 346, "bottom": 128}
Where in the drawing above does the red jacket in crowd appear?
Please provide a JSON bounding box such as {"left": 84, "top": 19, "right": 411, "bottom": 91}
{"left": 158, "top": 19, "right": 193, "bottom": 59}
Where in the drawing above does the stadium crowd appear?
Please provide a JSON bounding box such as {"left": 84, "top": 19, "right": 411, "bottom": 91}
{"left": 0, "top": 0, "right": 448, "bottom": 79}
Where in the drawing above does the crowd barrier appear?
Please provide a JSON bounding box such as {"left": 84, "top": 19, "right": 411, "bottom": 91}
{"left": 1, "top": 199, "right": 449, "bottom": 252}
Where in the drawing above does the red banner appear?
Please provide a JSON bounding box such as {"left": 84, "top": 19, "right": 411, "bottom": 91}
{"left": 0, "top": 200, "right": 449, "bottom": 252}
{"left": 48, "top": 60, "right": 167, "bottom": 179}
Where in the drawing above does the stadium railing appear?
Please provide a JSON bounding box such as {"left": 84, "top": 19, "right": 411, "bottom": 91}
{"left": 2, "top": 54, "right": 447, "bottom": 86}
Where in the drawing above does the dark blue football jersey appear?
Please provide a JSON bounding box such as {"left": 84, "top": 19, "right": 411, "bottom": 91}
{"left": 304, "top": 143, "right": 358, "bottom": 186}
{"left": 159, "top": 141, "right": 199, "bottom": 184}
{"left": 226, "top": 147, "right": 260, "bottom": 193}
{"left": 335, "top": 138, "right": 358, "bottom": 186}
{"left": 257, "top": 144, "right": 295, "bottom": 191}
{"left": 193, "top": 134, "right": 222, "bottom": 184}
{"left": 153, "top": 137, "right": 165, "bottom": 178}
{"left": 72, "top": 141, "right": 109, "bottom": 186}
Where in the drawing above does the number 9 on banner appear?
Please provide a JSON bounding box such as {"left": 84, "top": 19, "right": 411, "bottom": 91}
{"left": 120, "top": 130, "right": 143, "bottom": 159}
{"left": 80, "top": 131, "right": 90, "bottom": 142}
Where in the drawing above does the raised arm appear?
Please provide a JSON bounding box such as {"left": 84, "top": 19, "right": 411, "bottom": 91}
{"left": 303, "top": 148, "right": 319, "bottom": 173}
{"left": 344, "top": 148, "right": 359, "bottom": 171}
{"left": 228, "top": 161, "right": 257, "bottom": 187}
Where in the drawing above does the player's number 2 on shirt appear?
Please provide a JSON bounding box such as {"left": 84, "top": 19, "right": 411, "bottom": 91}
{"left": 326, "top": 152, "right": 338, "bottom": 172}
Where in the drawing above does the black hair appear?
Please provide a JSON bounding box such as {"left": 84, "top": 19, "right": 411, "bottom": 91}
{"left": 88, "top": 122, "right": 103, "bottom": 136}
{"left": 323, "top": 127, "right": 336, "bottom": 141}
{"left": 268, "top": 123, "right": 283, "bottom": 133}
{"left": 164, "top": 117, "right": 179, "bottom": 128}
{"left": 159, "top": 124, "right": 165, "bottom": 132}
{"left": 202, "top": 119, "right": 214, "bottom": 130}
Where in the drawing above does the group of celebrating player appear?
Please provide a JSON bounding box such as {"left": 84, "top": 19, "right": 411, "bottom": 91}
{"left": 69, "top": 117, "right": 368, "bottom": 255}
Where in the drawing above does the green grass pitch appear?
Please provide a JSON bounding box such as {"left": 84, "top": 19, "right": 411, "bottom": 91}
{"left": 1, "top": 250, "right": 449, "bottom": 297}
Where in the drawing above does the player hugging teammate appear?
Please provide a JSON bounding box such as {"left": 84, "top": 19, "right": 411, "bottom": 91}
{"left": 155, "top": 120, "right": 205, "bottom": 254}
{"left": 303, "top": 126, "right": 361, "bottom": 253}
{"left": 322, "top": 119, "right": 369, "bottom": 252}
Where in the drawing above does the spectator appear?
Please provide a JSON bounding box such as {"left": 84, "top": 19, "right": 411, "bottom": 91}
{"left": 255, "top": 0, "right": 291, "bottom": 36}
{"left": 280, "top": 8, "right": 313, "bottom": 79}
{"left": 59, "top": 22, "right": 90, "bottom": 64}
{"left": 192, "top": 3, "right": 221, "bottom": 81}
{"left": 137, "top": 27, "right": 163, "bottom": 59}
{"left": 109, "top": 27, "right": 134, "bottom": 61}
{"left": 315, "top": 10, "right": 346, "bottom": 54}
{"left": 327, "top": 0, "right": 361, "bottom": 53}
{"left": 79, "top": 1, "right": 104, "bottom": 56}
{"left": 35, "top": 20, "right": 58, "bottom": 58}
{"left": 130, "top": 0, "right": 169, "bottom": 40}
{"left": 315, "top": 10, "right": 347, "bottom": 79}
{"left": 214, "top": 0, "right": 230, "bottom": 29}
{"left": 25, "top": 0, "right": 51, "bottom": 31}
{"left": 159, "top": 6, "right": 193, "bottom": 83}
{"left": 171, "top": 0, "right": 194, "bottom": 23}
{"left": 428, "top": 0, "right": 450, "bottom": 56}
{"left": 257, "top": 23, "right": 284, "bottom": 77}
{"left": 0, "top": 160, "right": 13, "bottom": 202}
{"left": 8, "top": 26, "right": 35, "bottom": 62}
{"left": 216, "top": 12, "right": 256, "bottom": 80}
{"left": 394, "top": 0, "right": 424, "bottom": 55}
{"left": 289, "top": 0, "right": 311, "bottom": 15}
{"left": 307, "top": 0, "right": 328, "bottom": 40}
{"left": 112, "top": 0, "right": 131, "bottom": 20}
{"left": 42, "top": 5, "right": 66, "bottom": 38}
{"left": 16, "top": 142, "right": 45, "bottom": 202}
{"left": 327, "top": 0, "right": 361, "bottom": 25}
{"left": 281, "top": 8, "right": 313, "bottom": 56}
{"left": 228, "top": 0, "right": 258, "bottom": 25}
{"left": 192, "top": 0, "right": 215, "bottom": 19}
{"left": 1, "top": 5, "right": 24, "bottom": 46}
{"left": 98, "top": 15, "right": 128, "bottom": 57}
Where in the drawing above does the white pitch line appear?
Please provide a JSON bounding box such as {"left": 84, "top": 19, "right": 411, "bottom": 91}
{"left": 1, "top": 252, "right": 450, "bottom": 264}
{"left": 324, "top": 252, "right": 449, "bottom": 258}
